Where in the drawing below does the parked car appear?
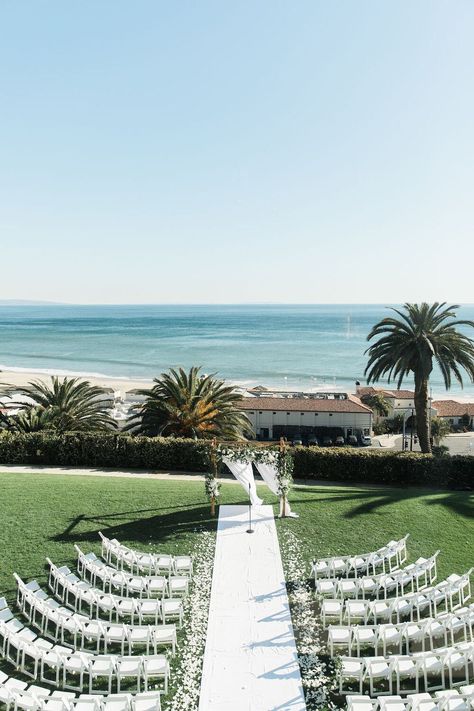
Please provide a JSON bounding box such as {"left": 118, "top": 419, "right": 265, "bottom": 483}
{"left": 322, "top": 436, "right": 333, "bottom": 446}
{"left": 335, "top": 435, "right": 345, "bottom": 446}
{"left": 347, "top": 435, "right": 358, "bottom": 446}
{"left": 359, "top": 434, "right": 372, "bottom": 446}
{"left": 292, "top": 438, "right": 303, "bottom": 446}
{"left": 308, "top": 436, "right": 319, "bottom": 446}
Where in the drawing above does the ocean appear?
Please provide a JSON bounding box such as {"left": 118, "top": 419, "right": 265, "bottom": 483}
{"left": 1, "top": 303, "right": 474, "bottom": 399}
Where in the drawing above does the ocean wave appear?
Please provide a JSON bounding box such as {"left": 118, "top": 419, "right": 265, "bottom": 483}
{"left": 0, "top": 363, "right": 150, "bottom": 382}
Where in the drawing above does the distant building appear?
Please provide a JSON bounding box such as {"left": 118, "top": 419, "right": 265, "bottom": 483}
{"left": 356, "top": 386, "right": 416, "bottom": 416}
{"left": 240, "top": 391, "right": 372, "bottom": 441}
{"left": 355, "top": 386, "right": 440, "bottom": 428}
{"left": 432, "top": 400, "right": 474, "bottom": 428}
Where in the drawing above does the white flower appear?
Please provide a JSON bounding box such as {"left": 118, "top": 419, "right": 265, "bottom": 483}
{"left": 164, "top": 530, "right": 215, "bottom": 711}
{"left": 280, "top": 528, "right": 339, "bottom": 710}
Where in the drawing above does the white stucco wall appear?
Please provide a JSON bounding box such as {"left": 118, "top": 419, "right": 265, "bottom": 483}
{"left": 244, "top": 408, "right": 372, "bottom": 439}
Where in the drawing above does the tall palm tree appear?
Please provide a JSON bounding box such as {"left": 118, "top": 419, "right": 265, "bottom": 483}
{"left": 2, "top": 377, "right": 117, "bottom": 432}
{"left": 126, "top": 366, "right": 252, "bottom": 440}
{"left": 365, "top": 303, "right": 474, "bottom": 453}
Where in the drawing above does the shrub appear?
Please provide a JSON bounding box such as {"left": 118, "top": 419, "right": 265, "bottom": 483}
{"left": 0, "top": 431, "right": 209, "bottom": 472}
{"left": 291, "top": 446, "right": 471, "bottom": 489}
{"left": 0, "top": 431, "right": 471, "bottom": 490}
{"left": 432, "top": 445, "right": 450, "bottom": 457}
{"left": 373, "top": 421, "right": 389, "bottom": 436}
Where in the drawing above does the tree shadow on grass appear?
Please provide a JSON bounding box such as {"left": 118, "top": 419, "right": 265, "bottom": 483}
{"left": 50, "top": 504, "right": 217, "bottom": 546}
{"left": 289, "top": 486, "right": 474, "bottom": 520}
{"left": 49, "top": 498, "right": 254, "bottom": 547}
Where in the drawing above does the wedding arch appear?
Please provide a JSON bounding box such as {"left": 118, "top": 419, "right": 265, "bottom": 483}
{"left": 204, "top": 439, "right": 296, "bottom": 518}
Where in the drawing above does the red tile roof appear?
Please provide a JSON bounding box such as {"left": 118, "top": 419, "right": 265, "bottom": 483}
{"left": 385, "top": 390, "right": 415, "bottom": 399}
{"left": 357, "top": 386, "right": 415, "bottom": 400}
{"left": 241, "top": 395, "right": 372, "bottom": 414}
{"left": 432, "top": 400, "right": 474, "bottom": 417}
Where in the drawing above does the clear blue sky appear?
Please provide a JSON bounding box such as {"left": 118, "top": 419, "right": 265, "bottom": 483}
{"left": 1, "top": 1, "right": 473, "bottom": 304}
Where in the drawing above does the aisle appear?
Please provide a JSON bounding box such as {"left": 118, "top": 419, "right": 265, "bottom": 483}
{"left": 199, "top": 505, "right": 306, "bottom": 711}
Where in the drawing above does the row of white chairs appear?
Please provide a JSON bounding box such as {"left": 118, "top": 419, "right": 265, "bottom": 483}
{"left": 14, "top": 581, "right": 177, "bottom": 654}
{"left": 72, "top": 550, "right": 188, "bottom": 600}
{"left": 312, "top": 536, "right": 410, "bottom": 580}
{"left": 99, "top": 535, "right": 192, "bottom": 579}
{"left": 43, "top": 566, "right": 183, "bottom": 628}
{"left": 339, "top": 643, "right": 474, "bottom": 696}
{"left": 321, "top": 572, "right": 473, "bottom": 627}
{"left": 0, "top": 670, "right": 162, "bottom": 711}
{"left": 347, "top": 688, "right": 474, "bottom": 711}
{"left": 0, "top": 616, "right": 170, "bottom": 695}
{"left": 316, "top": 554, "right": 439, "bottom": 601}
{"left": 328, "top": 606, "right": 474, "bottom": 657}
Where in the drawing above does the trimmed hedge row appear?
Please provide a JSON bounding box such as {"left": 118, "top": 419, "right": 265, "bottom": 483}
{"left": 0, "top": 431, "right": 209, "bottom": 472}
{"left": 0, "top": 432, "right": 471, "bottom": 490}
{"left": 292, "top": 447, "right": 473, "bottom": 489}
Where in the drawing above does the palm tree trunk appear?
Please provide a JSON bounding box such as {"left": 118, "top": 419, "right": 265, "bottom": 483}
{"left": 414, "top": 376, "right": 431, "bottom": 453}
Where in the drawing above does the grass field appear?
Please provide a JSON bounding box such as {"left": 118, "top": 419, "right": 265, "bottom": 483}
{"left": 279, "top": 481, "right": 474, "bottom": 582}
{"left": 1, "top": 470, "right": 472, "bottom": 599}
{"left": 0, "top": 471, "right": 472, "bottom": 708}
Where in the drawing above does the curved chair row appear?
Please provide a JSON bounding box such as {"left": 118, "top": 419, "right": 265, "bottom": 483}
{"left": 328, "top": 606, "right": 474, "bottom": 657}
{"left": 14, "top": 580, "right": 177, "bottom": 654}
{"left": 321, "top": 571, "right": 473, "bottom": 626}
{"left": 347, "top": 687, "right": 474, "bottom": 711}
{"left": 312, "top": 536, "right": 410, "bottom": 581}
{"left": 44, "top": 566, "right": 183, "bottom": 627}
{"left": 316, "top": 553, "right": 439, "bottom": 601}
{"left": 73, "top": 550, "right": 188, "bottom": 600}
{"left": 0, "top": 670, "right": 162, "bottom": 711}
{"left": 99, "top": 534, "right": 192, "bottom": 579}
{"left": 0, "top": 615, "right": 170, "bottom": 695}
{"left": 339, "top": 642, "right": 474, "bottom": 696}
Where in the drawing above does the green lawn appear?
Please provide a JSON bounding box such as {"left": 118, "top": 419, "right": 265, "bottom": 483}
{"left": 1, "top": 470, "right": 472, "bottom": 599}
{"left": 279, "top": 481, "right": 474, "bottom": 582}
{"left": 0, "top": 471, "right": 472, "bottom": 708}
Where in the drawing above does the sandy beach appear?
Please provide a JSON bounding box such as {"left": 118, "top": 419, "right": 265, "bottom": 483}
{"left": 0, "top": 366, "right": 473, "bottom": 402}
{"left": 0, "top": 368, "right": 154, "bottom": 396}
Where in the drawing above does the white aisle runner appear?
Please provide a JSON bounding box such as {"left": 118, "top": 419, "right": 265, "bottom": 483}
{"left": 199, "top": 505, "right": 306, "bottom": 711}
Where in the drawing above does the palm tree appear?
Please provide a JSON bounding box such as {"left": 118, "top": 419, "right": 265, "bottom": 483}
{"left": 2, "top": 377, "right": 117, "bottom": 432}
{"left": 360, "top": 392, "right": 390, "bottom": 421}
{"left": 126, "top": 366, "right": 252, "bottom": 440}
{"left": 365, "top": 303, "right": 474, "bottom": 453}
{"left": 430, "top": 416, "right": 452, "bottom": 447}
{"left": 0, "top": 405, "right": 59, "bottom": 433}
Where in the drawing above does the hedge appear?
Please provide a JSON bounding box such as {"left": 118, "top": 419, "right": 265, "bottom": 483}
{"left": 0, "top": 431, "right": 209, "bottom": 472}
{"left": 291, "top": 447, "right": 473, "bottom": 490}
{"left": 0, "top": 432, "right": 471, "bottom": 490}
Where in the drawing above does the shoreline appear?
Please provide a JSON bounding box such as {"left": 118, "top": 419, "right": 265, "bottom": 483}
{"left": 0, "top": 365, "right": 473, "bottom": 402}
{"left": 0, "top": 366, "right": 154, "bottom": 395}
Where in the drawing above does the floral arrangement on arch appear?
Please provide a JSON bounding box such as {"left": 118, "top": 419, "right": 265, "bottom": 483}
{"left": 204, "top": 443, "right": 294, "bottom": 505}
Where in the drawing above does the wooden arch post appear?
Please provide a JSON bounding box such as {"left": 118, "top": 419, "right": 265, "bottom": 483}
{"left": 210, "top": 437, "right": 218, "bottom": 517}
{"left": 279, "top": 436, "right": 288, "bottom": 518}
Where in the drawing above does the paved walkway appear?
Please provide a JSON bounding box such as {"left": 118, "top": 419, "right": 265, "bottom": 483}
{"left": 0, "top": 464, "right": 348, "bottom": 488}
{"left": 199, "top": 505, "right": 306, "bottom": 711}
{"left": 0, "top": 464, "right": 208, "bottom": 482}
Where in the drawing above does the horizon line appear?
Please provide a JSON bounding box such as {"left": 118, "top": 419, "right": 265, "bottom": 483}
{"left": 1, "top": 300, "right": 473, "bottom": 307}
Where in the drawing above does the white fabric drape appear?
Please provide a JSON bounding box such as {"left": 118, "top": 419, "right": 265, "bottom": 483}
{"left": 255, "top": 461, "right": 297, "bottom": 517}
{"left": 222, "top": 457, "right": 263, "bottom": 505}
{"left": 254, "top": 461, "right": 279, "bottom": 496}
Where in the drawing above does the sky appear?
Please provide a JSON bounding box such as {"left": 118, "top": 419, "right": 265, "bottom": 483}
{"left": 1, "top": 1, "right": 473, "bottom": 304}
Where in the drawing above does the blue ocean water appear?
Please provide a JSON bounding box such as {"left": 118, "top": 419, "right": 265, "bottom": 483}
{"left": 0, "top": 304, "right": 473, "bottom": 398}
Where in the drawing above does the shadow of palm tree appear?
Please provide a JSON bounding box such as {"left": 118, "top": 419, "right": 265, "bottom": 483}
{"left": 290, "top": 486, "right": 473, "bottom": 520}
{"left": 49, "top": 504, "right": 218, "bottom": 545}
{"left": 49, "top": 497, "right": 258, "bottom": 546}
